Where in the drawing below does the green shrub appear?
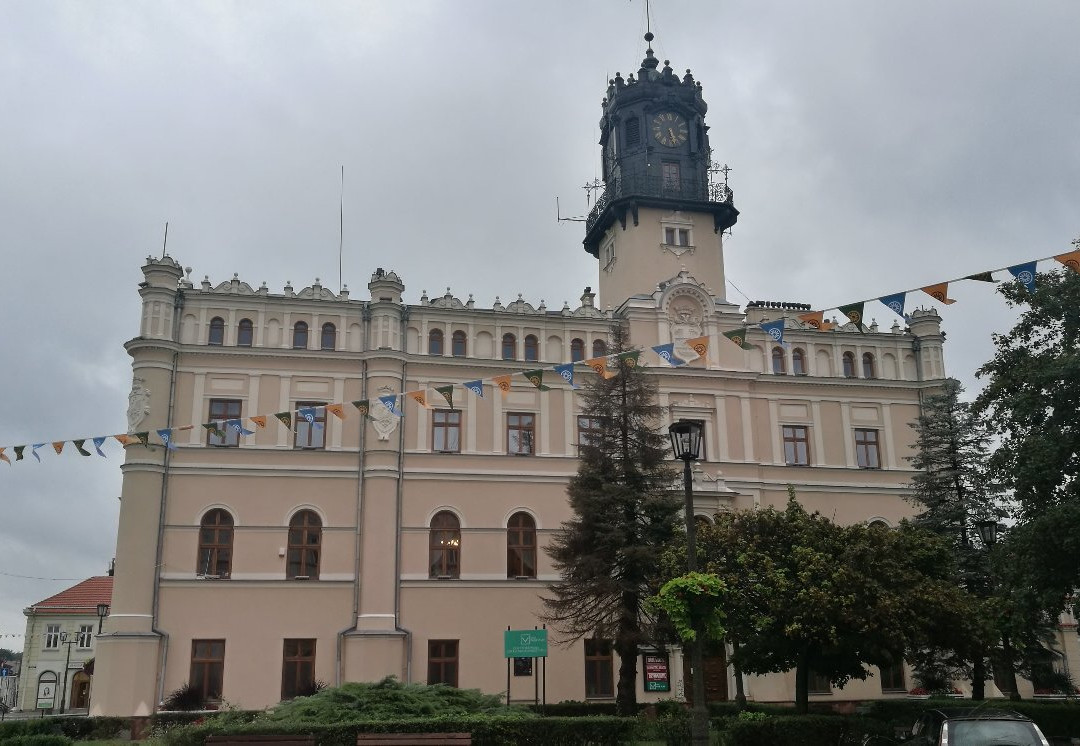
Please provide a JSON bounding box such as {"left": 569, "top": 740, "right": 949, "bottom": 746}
{"left": 861, "top": 698, "right": 1080, "bottom": 739}
{"left": 722, "top": 714, "right": 889, "bottom": 746}
{"left": 0, "top": 720, "right": 57, "bottom": 739}
{"left": 528, "top": 700, "right": 623, "bottom": 716}
{"left": 2, "top": 736, "right": 73, "bottom": 746}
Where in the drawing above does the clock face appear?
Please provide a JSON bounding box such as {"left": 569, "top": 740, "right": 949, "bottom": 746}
{"left": 652, "top": 111, "right": 688, "bottom": 147}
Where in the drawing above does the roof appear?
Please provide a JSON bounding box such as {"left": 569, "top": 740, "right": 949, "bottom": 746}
{"left": 926, "top": 708, "right": 1032, "bottom": 721}
{"left": 25, "top": 576, "right": 113, "bottom": 616}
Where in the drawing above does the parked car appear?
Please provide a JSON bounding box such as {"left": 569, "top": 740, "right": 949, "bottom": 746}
{"left": 907, "top": 707, "right": 1051, "bottom": 745}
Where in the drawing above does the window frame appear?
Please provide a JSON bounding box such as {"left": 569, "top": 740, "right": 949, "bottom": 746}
{"left": 428, "top": 328, "right": 444, "bottom": 356}
{"left": 294, "top": 401, "right": 327, "bottom": 449}
{"left": 506, "top": 512, "right": 537, "bottom": 579}
{"left": 507, "top": 412, "right": 536, "bottom": 456}
{"left": 77, "top": 624, "right": 93, "bottom": 649}
{"left": 808, "top": 669, "right": 832, "bottom": 694}
{"left": 792, "top": 348, "right": 807, "bottom": 375}
{"left": 451, "top": 330, "right": 467, "bottom": 357}
{"left": 772, "top": 347, "right": 786, "bottom": 374}
{"left": 501, "top": 333, "right": 516, "bottom": 361}
{"left": 576, "top": 415, "right": 604, "bottom": 454}
{"left": 190, "top": 639, "right": 225, "bottom": 706}
{"left": 584, "top": 638, "right": 615, "bottom": 699}
{"left": 879, "top": 659, "right": 906, "bottom": 693}
{"left": 207, "top": 399, "right": 242, "bottom": 447}
{"left": 862, "top": 352, "right": 876, "bottom": 379}
{"left": 592, "top": 339, "right": 607, "bottom": 358}
{"left": 281, "top": 638, "right": 317, "bottom": 700}
{"left": 44, "top": 624, "right": 60, "bottom": 649}
{"left": 855, "top": 428, "right": 881, "bottom": 469}
{"left": 237, "top": 318, "right": 253, "bottom": 347}
{"left": 661, "top": 161, "right": 681, "bottom": 193}
{"left": 208, "top": 317, "right": 225, "bottom": 346}
{"left": 427, "top": 639, "right": 459, "bottom": 687}
{"left": 432, "top": 410, "right": 462, "bottom": 453}
{"left": 197, "top": 508, "right": 234, "bottom": 578}
{"left": 523, "top": 334, "right": 539, "bottom": 362}
{"left": 428, "top": 511, "right": 461, "bottom": 579}
{"left": 287, "top": 510, "right": 322, "bottom": 580}
{"left": 782, "top": 425, "right": 810, "bottom": 466}
{"left": 320, "top": 322, "right": 336, "bottom": 351}
{"left": 570, "top": 338, "right": 585, "bottom": 362}
{"left": 292, "top": 321, "right": 309, "bottom": 350}
{"left": 842, "top": 351, "right": 856, "bottom": 378}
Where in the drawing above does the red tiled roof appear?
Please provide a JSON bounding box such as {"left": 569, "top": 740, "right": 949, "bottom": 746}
{"left": 26, "top": 576, "right": 113, "bottom": 616}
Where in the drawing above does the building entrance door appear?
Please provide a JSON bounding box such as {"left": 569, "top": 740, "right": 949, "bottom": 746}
{"left": 69, "top": 672, "right": 90, "bottom": 709}
{"left": 683, "top": 643, "right": 729, "bottom": 703}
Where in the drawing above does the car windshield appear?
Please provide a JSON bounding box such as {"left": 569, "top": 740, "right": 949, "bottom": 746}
{"left": 946, "top": 719, "right": 1044, "bottom": 745}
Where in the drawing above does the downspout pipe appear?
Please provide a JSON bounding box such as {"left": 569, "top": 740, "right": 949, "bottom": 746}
{"left": 151, "top": 289, "right": 183, "bottom": 708}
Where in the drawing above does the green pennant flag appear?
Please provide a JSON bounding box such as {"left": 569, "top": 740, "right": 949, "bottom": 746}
{"left": 274, "top": 411, "right": 293, "bottom": 429}
{"left": 966, "top": 271, "right": 996, "bottom": 283}
{"left": 14, "top": 445, "right": 25, "bottom": 461}
{"left": 352, "top": 400, "right": 370, "bottom": 418}
{"left": 203, "top": 422, "right": 226, "bottom": 438}
{"left": 72, "top": 439, "right": 92, "bottom": 457}
{"left": 435, "top": 385, "right": 454, "bottom": 409}
{"left": 618, "top": 350, "right": 642, "bottom": 368}
{"left": 134, "top": 432, "right": 150, "bottom": 447}
{"left": 838, "top": 302, "right": 866, "bottom": 333}
{"left": 722, "top": 328, "right": 748, "bottom": 349}
{"left": 522, "top": 369, "right": 551, "bottom": 391}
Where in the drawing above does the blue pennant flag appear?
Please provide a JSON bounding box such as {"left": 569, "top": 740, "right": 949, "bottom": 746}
{"left": 878, "top": 292, "right": 907, "bottom": 318}
{"left": 226, "top": 419, "right": 255, "bottom": 437}
{"left": 1008, "top": 261, "right": 1037, "bottom": 292}
{"left": 297, "top": 408, "right": 324, "bottom": 429}
{"left": 553, "top": 363, "right": 579, "bottom": 388}
{"left": 651, "top": 343, "right": 687, "bottom": 367}
{"left": 157, "top": 429, "right": 178, "bottom": 450}
{"left": 31, "top": 443, "right": 45, "bottom": 462}
{"left": 378, "top": 395, "right": 403, "bottom": 417}
{"left": 464, "top": 380, "right": 484, "bottom": 398}
{"left": 92, "top": 436, "right": 107, "bottom": 457}
{"left": 759, "top": 319, "right": 786, "bottom": 346}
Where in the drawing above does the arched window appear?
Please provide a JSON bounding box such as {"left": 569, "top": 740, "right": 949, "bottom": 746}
{"left": 842, "top": 351, "right": 856, "bottom": 378}
{"left": 592, "top": 339, "right": 607, "bottom": 358}
{"left": 428, "top": 329, "right": 444, "bottom": 356}
{"left": 237, "top": 318, "right": 253, "bottom": 347}
{"left": 507, "top": 512, "right": 536, "bottom": 578}
{"left": 321, "top": 323, "right": 336, "bottom": 351}
{"left": 792, "top": 348, "right": 806, "bottom": 375}
{"left": 501, "top": 333, "right": 516, "bottom": 361}
{"left": 772, "top": 347, "right": 786, "bottom": 374}
{"left": 862, "top": 352, "right": 876, "bottom": 379}
{"left": 452, "top": 330, "right": 467, "bottom": 357}
{"left": 198, "top": 509, "right": 233, "bottom": 578}
{"left": 570, "top": 338, "right": 585, "bottom": 362}
{"left": 429, "top": 511, "right": 460, "bottom": 578}
{"left": 524, "top": 334, "right": 539, "bottom": 362}
{"left": 208, "top": 317, "right": 225, "bottom": 346}
{"left": 293, "top": 321, "right": 309, "bottom": 350}
{"left": 287, "top": 510, "right": 321, "bottom": 580}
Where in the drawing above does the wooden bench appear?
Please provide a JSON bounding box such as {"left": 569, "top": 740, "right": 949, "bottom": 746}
{"left": 206, "top": 736, "right": 316, "bottom": 745}
{"left": 355, "top": 735, "right": 472, "bottom": 745}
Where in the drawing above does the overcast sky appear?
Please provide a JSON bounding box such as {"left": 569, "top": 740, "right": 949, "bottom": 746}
{"left": 1, "top": 1, "right": 1078, "bottom": 650}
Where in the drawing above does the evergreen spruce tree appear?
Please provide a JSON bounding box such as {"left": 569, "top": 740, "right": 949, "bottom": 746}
{"left": 542, "top": 323, "right": 681, "bottom": 716}
{"left": 906, "top": 377, "right": 1002, "bottom": 698}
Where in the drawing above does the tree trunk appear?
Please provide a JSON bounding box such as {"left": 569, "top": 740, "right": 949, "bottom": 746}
{"left": 614, "top": 590, "right": 640, "bottom": 716}
{"left": 795, "top": 655, "right": 809, "bottom": 714}
{"left": 971, "top": 653, "right": 985, "bottom": 700}
{"left": 731, "top": 640, "right": 747, "bottom": 710}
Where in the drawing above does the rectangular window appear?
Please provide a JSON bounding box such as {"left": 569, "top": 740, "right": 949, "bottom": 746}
{"left": 77, "top": 625, "right": 93, "bottom": 649}
{"left": 584, "top": 639, "right": 614, "bottom": 698}
{"left": 281, "top": 639, "right": 316, "bottom": 700}
{"left": 207, "top": 399, "right": 242, "bottom": 447}
{"left": 294, "top": 402, "right": 326, "bottom": 449}
{"left": 507, "top": 413, "right": 535, "bottom": 455}
{"left": 661, "top": 162, "right": 681, "bottom": 192}
{"left": 576, "top": 416, "right": 603, "bottom": 453}
{"left": 665, "top": 227, "right": 691, "bottom": 246}
{"left": 625, "top": 118, "right": 640, "bottom": 146}
{"left": 433, "top": 410, "right": 461, "bottom": 453}
{"left": 190, "top": 639, "right": 225, "bottom": 705}
{"left": 855, "top": 428, "right": 881, "bottom": 469}
{"left": 782, "top": 425, "right": 810, "bottom": 466}
{"left": 44, "top": 624, "right": 60, "bottom": 649}
{"left": 879, "top": 660, "right": 906, "bottom": 692}
{"left": 427, "top": 640, "right": 458, "bottom": 687}
{"left": 809, "top": 669, "right": 832, "bottom": 694}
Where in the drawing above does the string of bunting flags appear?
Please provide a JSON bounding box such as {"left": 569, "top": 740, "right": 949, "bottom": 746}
{"left": 721, "top": 247, "right": 1080, "bottom": 348}
{"left": 0, "top": 337, "right": 712, "bottom": 467}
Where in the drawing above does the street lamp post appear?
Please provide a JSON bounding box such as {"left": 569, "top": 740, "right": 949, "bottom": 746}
{"left": 57, "top": 630, "right": 81, "bottom": 714}
{"left": 977, "top": 520, "right": 1020, "bottom": 701}
{"left": 96, "top": 604, "right": 110, "bottom": 634}
{"left": 668, "top": 421, "right": 709, "bottom": 746}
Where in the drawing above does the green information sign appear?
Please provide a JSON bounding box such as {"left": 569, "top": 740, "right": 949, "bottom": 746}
{"left": 504, "top": 629, "right": 548, "bottom": 658}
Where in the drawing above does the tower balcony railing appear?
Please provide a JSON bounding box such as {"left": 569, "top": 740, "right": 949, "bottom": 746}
{"left": 585, "top": 173, "right": 733, "bottom": 233}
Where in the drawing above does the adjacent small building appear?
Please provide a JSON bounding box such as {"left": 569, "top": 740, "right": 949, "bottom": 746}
{"left": 18, "top": 576, "right": 112, "bottom": 713}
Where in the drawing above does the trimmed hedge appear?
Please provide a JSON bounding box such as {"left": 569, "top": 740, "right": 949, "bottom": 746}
{"left": 2, "top": 737, "right": 74, "bottom": 746}
{"left": 722, "top": 714, "right": 889, "bottom": 746}
{"left": 861, "top": 698, "right": 1080, "bottom": 739}
{"left": 0, "top": 715, "right": 129, "bottom": 741}
{"left": 161, "top": 715, "right": 637, "bottom": 746}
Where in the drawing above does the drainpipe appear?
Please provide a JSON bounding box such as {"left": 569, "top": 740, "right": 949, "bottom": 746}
{"left": 151, "top": 289, "right": 183, "bottom": 708}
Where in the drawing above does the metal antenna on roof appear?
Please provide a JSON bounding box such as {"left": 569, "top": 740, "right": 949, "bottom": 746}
{"left": 161, "top": 222, "right": 169, "bottom": 258}
{"left": 338, "top": 166, "right": 344, "bottom": 294}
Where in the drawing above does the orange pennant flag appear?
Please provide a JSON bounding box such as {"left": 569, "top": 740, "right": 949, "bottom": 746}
{"left": 797, "top": 311, "right": 837, "bottom": 332}
{"left": 408, "top": 391, "right": 432, "bottom": 409}
{"left": 1054, "top": 249, "right": 1080, "bottom": 273}
{"left": 250, "top": 415, "right": 267, "bottom": 429}
{"left": 114, "top": 434, "right": 133, "bottom": 446}
{"left": 686, "top": 336, "right": 709, "bottom": 359}
{"left": 584, "top": 356, "right": 617, "bottom": 379}
{"left": 0, "top": 447, "right": 9, "bottom": 465}
{"left": 325, "top": 403, "right": 346, "bottom": 420}
{"left": 52, "top": 441, "right": 65, "bottom": 455}
{"left": 921, "top": 282, "right": 957, "bottom": 304}
{"left": 493, "top": 374, "right": 513, "bottom": 396}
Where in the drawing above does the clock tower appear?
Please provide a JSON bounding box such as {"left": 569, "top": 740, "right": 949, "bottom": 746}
{"left": 583, "top": 32, "right": 738, "bottom": 306}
